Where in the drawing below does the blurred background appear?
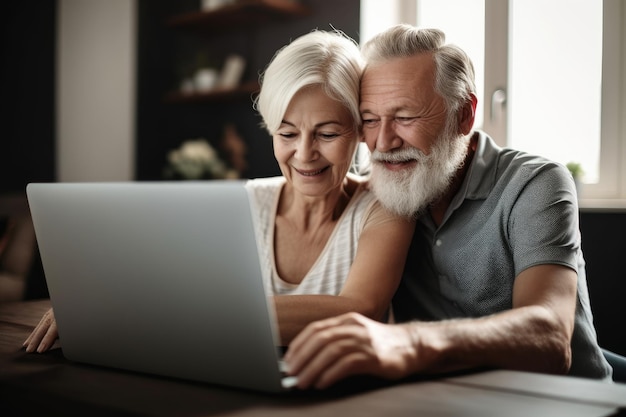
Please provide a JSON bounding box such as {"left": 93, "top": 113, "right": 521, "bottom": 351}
{"left": 1, "top": 0, "right": 625, "bottom": 357}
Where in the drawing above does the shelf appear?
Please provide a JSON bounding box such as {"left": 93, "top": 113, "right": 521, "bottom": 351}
{"left": 163, "top": 80, "right": 260, "bottom": 104}
{"left": 166, "top": 0, "right": 311, "bottom": 34}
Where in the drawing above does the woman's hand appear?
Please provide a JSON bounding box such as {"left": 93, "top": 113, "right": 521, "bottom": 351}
{"left": 23, "top": 308, "right": 58, "bottom": 353}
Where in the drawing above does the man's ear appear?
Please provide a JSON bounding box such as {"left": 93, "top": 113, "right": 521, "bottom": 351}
{"left": 459, "top": 94, "right": 478, "bottom": 135}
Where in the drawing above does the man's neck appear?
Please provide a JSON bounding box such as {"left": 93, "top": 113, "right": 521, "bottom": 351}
{"left": 428, "top": 133, "right": 479, "bottom": 227}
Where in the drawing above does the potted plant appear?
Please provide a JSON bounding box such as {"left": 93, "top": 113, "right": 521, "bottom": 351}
{"left": 566, "top": 162, "right": 583, "bottom": 180}
{"left": 566, "top": 162, "right": 583, "bottom": 197}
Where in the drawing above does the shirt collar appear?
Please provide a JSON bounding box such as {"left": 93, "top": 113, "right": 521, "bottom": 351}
{"left": 458, "top": 130, "right": 501, "bottom": 201}
{"left": 419, "top": 130, "right": 502, "bottom": 229}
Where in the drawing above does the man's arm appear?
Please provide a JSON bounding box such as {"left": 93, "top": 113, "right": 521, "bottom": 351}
{"left": 285, "top": 264, "right": 577, "bottom": 389}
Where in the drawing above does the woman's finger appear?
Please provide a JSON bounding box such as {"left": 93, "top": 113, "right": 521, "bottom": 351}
{"left": 23, "top": 308, "right": 55, "bottom": 353}
{"left": 37, "top": 318, "right": 58, "bottom": 353}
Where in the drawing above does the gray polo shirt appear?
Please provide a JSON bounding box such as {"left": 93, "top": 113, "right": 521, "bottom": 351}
{"left": 393, "top": 130, "right": 612, "bottom": 379}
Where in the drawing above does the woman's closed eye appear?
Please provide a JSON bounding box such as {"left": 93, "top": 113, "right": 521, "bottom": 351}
{"left": 278, "top": 131, "right": 297, "bottom": 139}
{"left": 276, "top": 132, "right": 340, "bottom": 140}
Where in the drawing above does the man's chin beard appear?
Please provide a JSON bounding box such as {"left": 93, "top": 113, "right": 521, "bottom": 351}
{"left": 369, "top": 131, "right": 469, "bottom": 218}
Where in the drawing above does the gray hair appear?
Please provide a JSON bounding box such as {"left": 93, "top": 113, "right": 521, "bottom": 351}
{"left": 254, "top": 30, "right": 364, "bottom": 134}
{"left": 362, "top": 24, "right": 476, "bottom": 115}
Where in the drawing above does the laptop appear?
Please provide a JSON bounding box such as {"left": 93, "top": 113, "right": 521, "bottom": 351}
{"left": 26, "top": 181, "right": 297, "bottom": 393}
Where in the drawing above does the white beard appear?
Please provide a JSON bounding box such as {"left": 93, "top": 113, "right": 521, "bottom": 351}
{"left": 369, "top": 123, "right": 470, "bottom": 217}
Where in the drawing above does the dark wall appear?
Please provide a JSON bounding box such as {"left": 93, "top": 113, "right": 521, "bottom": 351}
{"left": 0, "top": 0, "right": 361, "bottom": 189}
{"left": 580, "top": 212, "right": 626, "bottom": 356}
{"left": 135, "top": 0, "right": 361, "bottom": 181}
{"left": 0, "top": 1, "right": 56, "bottom": 194}
{"left": 1, "top": 1, "right": 56, "bottom": 299}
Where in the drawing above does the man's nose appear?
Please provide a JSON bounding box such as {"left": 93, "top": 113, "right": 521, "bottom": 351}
{"left": 373, "top": 119, "right": 403, "bottom": 152}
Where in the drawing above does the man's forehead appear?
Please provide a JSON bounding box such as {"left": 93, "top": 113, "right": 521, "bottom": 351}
{"left": 363, "top": 53, "right": 435, "bottom": 77}
{"left": 359, "top": 54, "right": 439, "bottom": 112}
{"left": 362, "top": 55, "right": 435, "bottom": 90}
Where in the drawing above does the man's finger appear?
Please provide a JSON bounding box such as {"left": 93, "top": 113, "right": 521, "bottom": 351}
{"left": 313, "top": 350, "right": 376, "bottom": 389}
{"left": 286, "top": 312, "right": 364, "bottom": 362}
{"left": 293, "top": 326, "right": 371, "bottom": 388}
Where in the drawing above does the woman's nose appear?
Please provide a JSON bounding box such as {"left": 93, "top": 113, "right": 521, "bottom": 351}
{"left": 294, "top": 135, "right": 318, "bottom": 161}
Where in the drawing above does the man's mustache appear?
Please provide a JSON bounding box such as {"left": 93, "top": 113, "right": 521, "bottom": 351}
{"left": 370, "top": 148, "right": 426, "bottom": 163}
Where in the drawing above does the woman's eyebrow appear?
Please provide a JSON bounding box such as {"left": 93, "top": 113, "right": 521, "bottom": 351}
{"left": 280, "top": 120, "right": 344, "bottom": 127}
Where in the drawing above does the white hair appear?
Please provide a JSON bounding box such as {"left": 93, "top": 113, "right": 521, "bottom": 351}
{"left": 362, "top": 24, "right": 476, "bottom": 115}
{"left": 254, "top": 30, "right": 364, "bottom": 134}
{"left": 369, "top": 115, "right": 470, "bottom": 217}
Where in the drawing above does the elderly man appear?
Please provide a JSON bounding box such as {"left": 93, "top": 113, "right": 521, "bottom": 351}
{"left": 284, "top": 24, "right": 612, "bottom": 389}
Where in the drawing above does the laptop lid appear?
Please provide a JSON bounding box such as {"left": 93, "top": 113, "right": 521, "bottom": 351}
{"left": 26, "top": 181, "right": 292, "bottom": 393}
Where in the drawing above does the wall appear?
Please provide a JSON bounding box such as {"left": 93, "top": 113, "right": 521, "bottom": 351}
{"left": 0, "top": 0, "right": 371, "bottom": 184}
{"left": 135, "top": 0, "right": 362, "bottom": 181}
{"left": 0, "top": 1, "right": 56, "bottom": 193}
{"left": 56, "top": 0, "right": 136, "bottom": 182}
{"left": 579, "top": 211, "right": 626, "bottom": 356}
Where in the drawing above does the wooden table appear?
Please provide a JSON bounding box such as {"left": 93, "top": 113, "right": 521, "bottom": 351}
{"left": 1, "top": 299, "right": 626, "bottom": 417}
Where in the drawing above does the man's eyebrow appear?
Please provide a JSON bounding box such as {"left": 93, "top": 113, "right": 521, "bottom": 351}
{"left": 360, "top": 105, "right": 417, "bottom": 115}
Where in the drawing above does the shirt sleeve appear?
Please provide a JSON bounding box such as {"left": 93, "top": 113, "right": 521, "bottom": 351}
{"left": 507, "top": 161, "right": 581, "bottom": 276}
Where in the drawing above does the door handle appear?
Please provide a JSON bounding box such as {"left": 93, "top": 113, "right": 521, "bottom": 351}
{"left": 490, "top": 88, "right": 507, "bottom": 122}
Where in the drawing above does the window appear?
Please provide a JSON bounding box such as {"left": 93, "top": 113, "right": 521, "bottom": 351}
{"left": 507, "top": 0, "right": 602, "bottom": 186}
{"left": 360, "top": 0, "right": 626, "bottom": 204}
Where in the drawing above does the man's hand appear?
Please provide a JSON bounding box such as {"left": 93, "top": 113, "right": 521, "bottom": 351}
{"left": 284, "top": 312, "right": 418, "bottom": 389}
{"left": 284, "top": 264, "right": 577, "bottom": 390}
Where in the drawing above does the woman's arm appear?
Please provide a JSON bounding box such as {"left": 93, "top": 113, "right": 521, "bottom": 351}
{"left": 274, "top": 203, "right": 415, "bottom": 345}
{"left": 24, "top": 204, "right": 415, "bottom": 352}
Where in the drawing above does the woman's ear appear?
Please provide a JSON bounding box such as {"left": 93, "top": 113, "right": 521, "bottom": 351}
{"left": 459, "top": 94, "right": 478, "bottom": 135}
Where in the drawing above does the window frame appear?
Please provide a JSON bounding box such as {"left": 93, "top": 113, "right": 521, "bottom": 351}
{"left": 580, "top": 0, "right": 625, "bottom": 204}
{"left": 360, "top": 0, "right": 626, "bottom": 206}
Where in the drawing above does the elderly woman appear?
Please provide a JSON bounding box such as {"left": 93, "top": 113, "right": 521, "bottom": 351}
{"left": 250, "top": 30, "right": 414, "bottom": 343}
{"left": 24, "top": 30, "right": 414, "bottom": 352}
